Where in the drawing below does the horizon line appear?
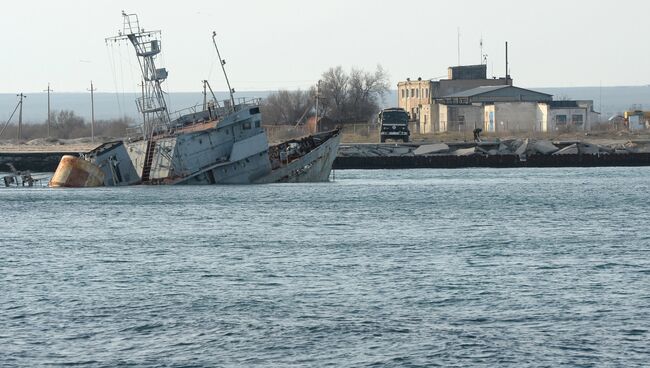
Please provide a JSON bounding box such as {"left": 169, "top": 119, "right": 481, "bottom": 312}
{"left": 1, "top": 84, "right": 650, "bottom": 94}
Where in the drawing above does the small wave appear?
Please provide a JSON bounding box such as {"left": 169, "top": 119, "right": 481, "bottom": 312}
{"left": 99, "top": 259, "right": 132, "bottom": 263}
{"left": 120, "top": 322, "right": 164, "bottom": 334}
{"left": 58, "top": 360, "right": 99, "bottom": 366}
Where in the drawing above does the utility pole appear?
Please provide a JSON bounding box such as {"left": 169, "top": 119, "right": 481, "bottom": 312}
{"left": 43, "top": 83, "right": 53, "bottom": 137}
{"left": 88, "top": 81, "right": 97, "bottom": 143}
{"left": 315, "top": 80, "right": 321, "bottom": 132}
{"left": 599, "top": 80, "right": 603, "bottom": 117}
{"left": 17, "top": 93, "right": 26, "bottom": 142}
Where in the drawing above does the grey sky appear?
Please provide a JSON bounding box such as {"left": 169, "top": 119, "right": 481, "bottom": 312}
{"left": 2, "top": 0, "right": 648, "bottom": 93}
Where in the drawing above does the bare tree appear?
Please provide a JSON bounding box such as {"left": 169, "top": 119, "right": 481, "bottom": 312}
{"left": 96, "top": 116, "right": 135, "bottom": 137}
{"left": 261, "top": 89, "right": 313, "bottom": 125}
{"left": 319, "top": 66, "right": 350, "bottom": 121}
{"left": 0, "top": 112, "right": 135, "bottom": 142}
{"left": 347, "top": 65, "right": 390, "bottom": 122}
{"left": 53, "top": 110, "right": 87, "bottom": 139}
{"left": 320, "top": 65, "right": 389, "bottom": 123}
{"left": 260, "top": 65, "right": 389, "bottom": 126}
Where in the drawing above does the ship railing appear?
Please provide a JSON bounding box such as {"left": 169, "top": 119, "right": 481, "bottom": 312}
{"left": 126, "top": 126, "right": 144, "bottom": 141}
{"left": 232, "top": 97, "right": 263, "bottom": 109}
{"left": 168, "top": 103, "right": 219, "bottom": 128}
{"left": 215, "top": 97, "right": 262, "bottom": 112}
{"left": 169, "top": 103, "right": 205, "bottom": 120}
{"left": 125, "top": 120, "right": 170, "bottom": 141}
{"left": 168, "top": 97, "right": 263, "bottom": 127}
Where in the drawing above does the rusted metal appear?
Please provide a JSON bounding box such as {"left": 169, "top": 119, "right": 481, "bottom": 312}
{"left": 48, "top": 155, "right": 105, "bottom": 188}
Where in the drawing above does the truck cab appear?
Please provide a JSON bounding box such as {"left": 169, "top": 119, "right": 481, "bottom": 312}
{"left": 378, "top": 108, "right": 410, "bottom": 143}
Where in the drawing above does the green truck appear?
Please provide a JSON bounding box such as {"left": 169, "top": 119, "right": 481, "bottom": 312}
{"left": 378, "top": 108, "right": 410, "bottom": 143}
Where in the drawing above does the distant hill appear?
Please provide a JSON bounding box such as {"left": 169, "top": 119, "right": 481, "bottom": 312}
{"left": 534, "top": 86, "right": 650, "bottom": 116}
{"left": 2, "top": 86, "right": 649, "bottom": 123}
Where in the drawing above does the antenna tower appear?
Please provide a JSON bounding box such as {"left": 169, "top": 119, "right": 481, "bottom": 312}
{"left": 106, "top": 12, "right": 170, "bottom": 139}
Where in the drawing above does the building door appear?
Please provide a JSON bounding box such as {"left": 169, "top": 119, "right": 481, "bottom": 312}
{"left": 489, "top": 111, "right": 494, "bottom": 132}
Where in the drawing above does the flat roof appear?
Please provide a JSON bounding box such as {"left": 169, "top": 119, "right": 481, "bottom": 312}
{"left": 443, "top": 85, "right": 510, "bottom": 98}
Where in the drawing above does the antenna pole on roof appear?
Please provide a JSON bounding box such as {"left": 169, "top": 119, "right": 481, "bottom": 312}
{"left": 505, "top": 41, "right": 509, "bottom": 83}
{"left": 457, "top": 27, "right": 461, "bottom": 66}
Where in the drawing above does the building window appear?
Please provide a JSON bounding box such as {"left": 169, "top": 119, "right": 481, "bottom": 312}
{"left": 402, "top": 89, "right": 405, "bottom": 99}
{"left": 556, "top": 115, "right": 567, "bottom": 124}
{"left": 426, "top": 88, "right": 429, "bottom": 99}
{"left": 416, "top": 89, "right": 419, "bottom": 98}
{"left": 572, "top": 114, "right": 583, "bottom": 125}
{"left": 411, "top": 88, "right": 415, "bottom": 98}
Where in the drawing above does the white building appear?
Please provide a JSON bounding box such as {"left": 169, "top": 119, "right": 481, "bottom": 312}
{"left": 398, "top": 64, "right": 600, "bottom": 134}
{"left": 398, "top": 64, "right": 511, "bottom": 133}
{"left": 423, "top": 85, "right": 599, "bottom": 133}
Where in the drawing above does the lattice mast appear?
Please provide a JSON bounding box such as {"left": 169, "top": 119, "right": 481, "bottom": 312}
{"left": 106, "top": 12, "right": 170, "bottom": 139}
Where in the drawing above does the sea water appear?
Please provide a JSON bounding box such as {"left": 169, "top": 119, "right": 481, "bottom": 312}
{"left": 1, "top": 168, "right": 649, "bottom": 366}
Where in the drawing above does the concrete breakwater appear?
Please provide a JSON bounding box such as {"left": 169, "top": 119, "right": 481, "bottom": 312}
{"left": 3, "top": 139, "right": 650, "bottom": 172}
{"left": 333, "top": 139, "right": 650, "bottom": 169}
{"left": 0, "top": 145, "right": 98, "bottom": 172}
{"left": 334, "top": 152, "right": 650, "bottom": 169}
{"left": 0, "top": 151, "right": 82, "bottom": 172}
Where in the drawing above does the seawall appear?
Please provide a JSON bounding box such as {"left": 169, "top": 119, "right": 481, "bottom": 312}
{"left": 4, "top": 149, "right": 650, "bottom": 173}
{"left": 0, "top": 152, "right": 70, "bottom": 172}
{"left": 333, "top": 152, "right": 650, "bottom": 169}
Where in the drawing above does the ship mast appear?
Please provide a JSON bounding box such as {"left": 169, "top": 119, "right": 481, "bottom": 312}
{"left": 106, "top": 12, "right": 170, "bottom": 139}
{"left": 212, "top": 32, "right": 236, "bottom": 112}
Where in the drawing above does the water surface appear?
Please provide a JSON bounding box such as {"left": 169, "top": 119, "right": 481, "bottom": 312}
{"left": 1, "top": 168, "right": 649, "bottom": 366}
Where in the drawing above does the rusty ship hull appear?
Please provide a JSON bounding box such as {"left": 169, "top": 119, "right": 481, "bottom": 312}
{"left": 66, "top": 106, "right": 341, "bottom": 187}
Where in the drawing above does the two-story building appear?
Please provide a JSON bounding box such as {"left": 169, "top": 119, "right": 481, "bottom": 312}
{"left": 397, "top": 64, "right": 511, "bottom": 133}
{"left": 398, "top": 64, "right": 599, "bottom": 133}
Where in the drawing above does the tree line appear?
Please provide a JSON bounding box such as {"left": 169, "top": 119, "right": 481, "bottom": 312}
{"left": 261, "top": 65, "right": 390, "bottom": 125}
{"left": 2, "top": 65, "right": 391, "bottom": 141}
{"left": 0, "top": 110, "right": 135, "bottom": 142}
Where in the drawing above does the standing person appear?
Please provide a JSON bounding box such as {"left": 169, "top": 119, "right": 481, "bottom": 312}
{"left": 473, "top": 128, "right": 483, "bottom": 142}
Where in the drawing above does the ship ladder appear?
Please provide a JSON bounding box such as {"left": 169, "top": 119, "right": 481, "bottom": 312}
{"left": 141, "top": 140, "right": 156, "bottom": 183}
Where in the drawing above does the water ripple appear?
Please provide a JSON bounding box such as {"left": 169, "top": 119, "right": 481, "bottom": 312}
{"left": 1, "top": 167, "right": 649, "bottom": 366}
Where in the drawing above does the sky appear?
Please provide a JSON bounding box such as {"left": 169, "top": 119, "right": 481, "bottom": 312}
{"left": 1, "top": 0, "right": 649, "bottom": 94}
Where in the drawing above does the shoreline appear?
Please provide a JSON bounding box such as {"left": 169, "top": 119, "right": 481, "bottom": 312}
{"left": 3, "top": 140, "right": 650, "bottom": 172}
